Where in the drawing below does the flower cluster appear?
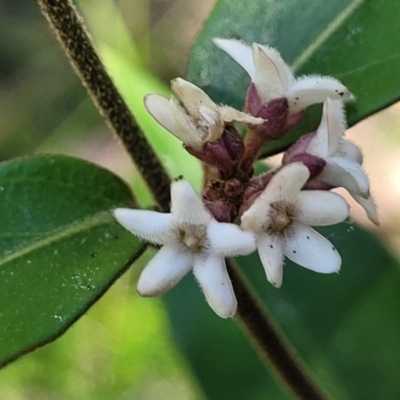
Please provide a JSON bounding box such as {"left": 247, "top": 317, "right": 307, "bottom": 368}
{"left": 114, "top": 39, "right": 377, "bottom": 318}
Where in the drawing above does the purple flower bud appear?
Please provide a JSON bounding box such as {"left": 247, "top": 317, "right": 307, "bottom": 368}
{"left": 255, "top": 98, "right": 289, "bottom": 139}
{"left": 245, "top": 83, "right": 262, "bottom": 115}
{"left": 205, "top": 200, "right": 232, "bottom": 222}
{"left": 221, "top": 126, "right": 245, "bottom": 161}
{"left": 203, "top": 141, "right": 234, "bottom": 171}
{"left": 224, "top": 178, "right": 243, "bottom": 198}
{"left": 285, "top": 153, "right": 326, "bottom": 179}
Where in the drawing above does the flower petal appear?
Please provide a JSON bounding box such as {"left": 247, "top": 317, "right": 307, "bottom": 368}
{"left": 218, "top": 105, "right": 265, "bottom": 125}
{"left": 171, "top": 179, "right": 211, "bottom": 224}
{"left": 296, "top": 191, "right": 349, "bottom": 226}
{"left": 213, "top": 38, "right": 255, "bottom": 80}
{"left": 307, "top": 99, "right": 346, "bottom": 157}
{"left": 257, "top": 163, "right": 310, "bottom": 205}
{"left": 283, "top": 222, "right": 341, "bottom": 273}
{"left": 171, "top": 78, "right": 217, "bottom": 115}
{"left": 351, "top": 193, "right": 379, "bottom": 225}
{"left": 207, "top": 219, "right": 256, "bottom": 256}
{"left": 144, "top": 94, "right": 202, "bottom": 148}
{"left": 144, "top": 93, "right": 177, "bottom": 133}
{"left": 257, "top": 234, "right": 284, "bottom": 287}
{"left": 193, "top": 255, "right": 237, "bottom": 318}
{"left": 252, "top": 44, "right": 294, "bottom": 103}
{"left": 113, "top": 208, "right": 174, "bottom": 245}
{"left": 287, "top": 75, "right": 354, "bottom": 113}
{"left": 241, "top": 163, "right": 310, "bottom": 233}
{"left": 321, "top": 157, "right": 370, "bottom": 197}
{"left": 342, "top": 140, "right": 363, "bottom": 164}
{"left": 137, "top": 245, "right": 193, "bottom": 296}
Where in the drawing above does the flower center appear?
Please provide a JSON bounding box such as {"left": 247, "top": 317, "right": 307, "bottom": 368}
{"left": 267, "top": 201, "right": 296, "bottom": 235}
{"left": 179, "top": 224, "right": 207, "bottom": 252}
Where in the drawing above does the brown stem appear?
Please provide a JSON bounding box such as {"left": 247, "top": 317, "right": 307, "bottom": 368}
{"left": 36, "top": 0, "right": 171, "bottom": 210}
{"left": 227, "top": 260, "right": 330, "bottom": 400}
{"left": 240, "top": 126, "right": 267, "bottom": 173}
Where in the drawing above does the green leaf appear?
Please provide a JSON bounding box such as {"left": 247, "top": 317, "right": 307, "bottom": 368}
{"left": 0, "top": 155, "right": 144, "bottom": 368}
{"left": 186, "top": 0, "right": 400, "bottom": 156}
{"left": 164, "top": 224, "right": 400, "bottom": 399}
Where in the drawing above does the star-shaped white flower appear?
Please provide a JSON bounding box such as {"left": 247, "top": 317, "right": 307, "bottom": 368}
{"left": 113, "top": 179, "right": 256, "bottom": 318}
{"left": 213, "top": 38, "right": 354, "bottom": 116}
{"left": 283, "top": 99, "right": 378, "bottom": 224}
{"left": 145, "top": 77, "right": 263, "bottom": 149}
{"left": 241, "top": 163, "right": 349, "bottom": 287}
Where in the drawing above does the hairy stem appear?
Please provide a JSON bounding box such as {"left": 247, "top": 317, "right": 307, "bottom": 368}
{"left": 37, "top": 0, "right": 171, "bottom": 209}
{"left": 227, "top": 260, "right": 330, "bottom": 400}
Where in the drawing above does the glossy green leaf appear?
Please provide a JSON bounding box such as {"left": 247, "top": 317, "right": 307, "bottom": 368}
{"left": 186, "top": 0, "right": 400, "bottom": 156}
{"left": 164, "top": 223, "right": 400, "bottom": 399}
{"left": 0, "top": 155, "right": 144, "bottom": 368}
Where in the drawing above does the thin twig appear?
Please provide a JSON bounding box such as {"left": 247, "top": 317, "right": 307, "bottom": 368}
{"left": 227, "top": 260, "right": 330, "bottom": 400}
{"left": 37, "top": 1, "right": 331, "bottom": 398}
{"left": 37, "top": 0, "right": 171, "bottom": 210}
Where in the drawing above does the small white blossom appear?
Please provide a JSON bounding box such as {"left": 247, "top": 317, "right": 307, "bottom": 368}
{"left": 285, "top": 99, "right": 378, "bottom": 224}
{"left": 113, "top": 179, "right": 256, "bottom": 318}
{"left": 144, "top": 77, "right": 263, "bottom": 149}
{"left": 213, "top": 38, "right": 354, "bottom": 115}
{"left": 241, "top": 163, "right": 349, "bottom": 287}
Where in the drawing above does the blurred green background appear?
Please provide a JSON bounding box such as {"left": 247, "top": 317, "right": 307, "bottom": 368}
{"left": 2, "top": 0, "right": 400, "bottom": 399}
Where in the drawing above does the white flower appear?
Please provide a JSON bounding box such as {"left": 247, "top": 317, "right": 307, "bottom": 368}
{"left": 144, "top": 77, "right": 263, "bottom": 149}
{"left": 284, "top": 99, "right": 378, "bottom": 224}
{"left": 241, "top": 163, "right": 349, "bottom": 287}
{"left": 113, "top": 179, "right": 256, "bottom": 318}
{"left": 213, "top": 38, "right": 354, "bottom": 115}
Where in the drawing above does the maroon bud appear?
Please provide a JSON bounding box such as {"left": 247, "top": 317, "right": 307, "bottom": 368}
{"left": 285, "top": 110, "right": 304, "bottom": 131}
{"left": 185, "top": 145, "right": 208, "bottom": 163}
{"left": 221, "top": 126, "right": 245, "bottom": 161}
{"left": 256, "top": 98, "right": 289, "bottom": 139}
{"left": 287, "top": 153, "right": 326, "bottom": 178}
{"left": 282, "top": 132, "right": 314, "bottom": 164}
{"left": 205, "top": 200, "right": 231, "bottom": 222}
{"left": 245, "top": 83, "right": 262, "bottom": 115}
{"left": 224, "top": 178, "right": 243, "bottom": 198}
{"left": 240, "top": 171, "right": 276, "bottom": 214}
{"left": 203, "top": 141, "right": 233, "bottom": 171}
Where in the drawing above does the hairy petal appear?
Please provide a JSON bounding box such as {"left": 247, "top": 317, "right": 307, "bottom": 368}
{"left": 283, "top": 223, "right": 341, "bottom": 273}
{"left": 113, "top": 208, "right": 174, "bottom": 245}
{"left": 307, "top": 99, "right": 346, "bottom": 157}
{"left": 207, "top": 219, "right": 256, "bottom": 256}
{"left": 169, "top": 97, "right": 204, "bottom": 148}
{"left": 171, "top": 77, "right": 217, "bottom": 114}
{"left": 287, "top": 76, "right": 353, "bottom": 113}
{"left": 253, "top": 44, "right": 294, "bottom": 103}
{"left": 241, "top": 163, "right": 310, "bottom": 231}
{"left": 258, "top": 163, "right": 310, "bottom": 205}
{"left": 352, "top": 193, "right": 379, "bottom": 225}
{"left": 322, "top": 157, "right": 370, "bottom": 197}
{"left": 218, "top": 105, "right": 265, "bottom": 125}
{"left": 193, "top": 255, "right": 237, "bottom": 318}
{"left": 296, "top": 191, "right": 349, "bottom": 226}
{"left": 171, "top": 179, "right": 211, "bottom": 224}
{"left": 342, "top": 140, "right": 363, "bottom": 164}
{"left": 213, "top": 38, "right": 255, "bottom": 79}
{"left": 137, "top": 245, "right": 193, "bottom": 296}
{"left": 145, "top": 94, "right": 202, "bottom": 148}
{"left": 257, "top": 234, "right": 285, "bottom": 287}
{"left": 144, "top": 94, "right": 176, "bottom": 133}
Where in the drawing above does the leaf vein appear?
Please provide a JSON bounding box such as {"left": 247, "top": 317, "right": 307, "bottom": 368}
{"left": 0, "top": 211, "right": 114, "bottom": 268}
{"left": 291, "top": 0, "right": 365, "bottom": 72}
